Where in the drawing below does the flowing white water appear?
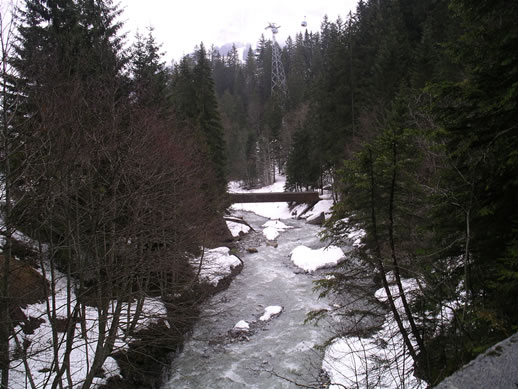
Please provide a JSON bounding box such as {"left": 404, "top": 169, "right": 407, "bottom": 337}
{"left": 162, "top": 211, "right": 336, "bottom": 388}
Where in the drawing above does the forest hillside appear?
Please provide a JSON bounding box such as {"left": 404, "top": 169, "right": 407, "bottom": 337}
{"left": 1, "top": 0, "right": 517, "bottom": 387}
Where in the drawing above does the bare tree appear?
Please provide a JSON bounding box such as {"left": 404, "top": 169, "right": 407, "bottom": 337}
{"left": 1, "top": 2, "right": 20, "bottom": 387}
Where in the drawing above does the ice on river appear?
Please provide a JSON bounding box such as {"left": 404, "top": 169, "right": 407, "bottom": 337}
{"left": 162, "top": 212, "right": 338, "bottom": 389}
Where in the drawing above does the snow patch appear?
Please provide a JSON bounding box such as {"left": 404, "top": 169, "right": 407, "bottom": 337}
{"left": 9, "top": 264, "right": 167, "bottom": 389}
{"left": 193, "top": 247, "right": 242, "bottom": 286}
{"left": 290, "top": 245, "right": 345, "bottom": 273}
{"left": 233, "top": 320, "right": 250, "bottom": 331}
{"left": 261, "top": 220, "right": 293, "bottom": 241}
{"left": 259, "top": 305, "right": 283, "bottom": 321}
{"left": 302, "top": 199, "right": 334, "bottom": 221}
{"left": 263, "top": 226, "right": 280, "bottom": 241}
{"left": 229, "top": 176, "right": 302, "bottom": 220}
{"left": 261, "top": 220, "right": 293, "bottom": 230}
{"left": 322, "top": 275, "right": 425, "bottom": 389}
{"left": 226, "top": 220, "right": 251, "bottom": 237}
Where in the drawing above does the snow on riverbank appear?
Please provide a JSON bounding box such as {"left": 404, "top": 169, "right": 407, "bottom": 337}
{"left": 228, "top": 176, "right": 295, "bottom": 220}
{"left": 191, "top": 247, "right": 242, "bottom": 286}
{"left": 1, "top": 214, "right": 168, "bottom": 388}
{"left": 228, "top": 175, "right": 333, "bottom": 242}
{"left": 8, "top": 246, "right": 242, "bottom": 388}
{"left": 322, "top": 275, "right": 424, "bottom": 389}
{"left": 226, "top": 220, "right": 251, "bottom": 237}
{"left": 297, "top": 198, "right": 334, "bottom": 222}
{"left": 9, "top": 265, "right": 167, "bottom": 389}
{"left": 290, "top": 245, "right": 346, "bottom": 273}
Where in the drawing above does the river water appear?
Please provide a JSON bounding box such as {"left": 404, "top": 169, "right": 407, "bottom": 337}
{"left": 162, "top": 211, "right": 339, "bottom": 388}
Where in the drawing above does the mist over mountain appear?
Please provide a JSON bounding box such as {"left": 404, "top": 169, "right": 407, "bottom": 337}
{"left": 216, "top": 42, "right": 252, "bottom": 61}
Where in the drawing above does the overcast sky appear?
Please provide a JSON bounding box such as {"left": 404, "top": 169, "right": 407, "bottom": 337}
{"left": 120, "top": 0, "right": 359, "bottom": 63}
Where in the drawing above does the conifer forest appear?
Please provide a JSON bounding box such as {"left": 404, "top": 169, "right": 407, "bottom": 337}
{"left": 1, "top": 0, "right": 517, "bottom": 388}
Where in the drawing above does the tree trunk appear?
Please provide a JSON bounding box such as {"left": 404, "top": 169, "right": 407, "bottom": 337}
{"left": 367, "top": 148, "right": 419, "bottom": 363}
{"left": 387, "top": 138, "right": 426, "bottom": 356}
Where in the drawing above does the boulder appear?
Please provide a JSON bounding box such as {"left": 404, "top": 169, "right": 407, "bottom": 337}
{"left": 435, "top": 332, "right": 518, "bottom": 389}
{"left": 306, "top": 211, "right": 325, "bottom": 226}
{"left": 0, "top": 256, "right": 49, "bottom": 306}
{"left": 266, "top": 240, "right": 278, "bottom": 248}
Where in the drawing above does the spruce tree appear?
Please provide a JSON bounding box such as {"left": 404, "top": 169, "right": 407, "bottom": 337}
{"left": 130, "top": 27, "right": 168, "bottom": 112}
{"left": 171, "top": 55, "right": 198, "bottom": 122}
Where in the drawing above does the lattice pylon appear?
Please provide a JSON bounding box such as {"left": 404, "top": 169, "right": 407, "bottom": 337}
{"left": 271, "top": 38, "right": 288, "bottom": 99}
{"left": 265, "top": 23, "right": 288, "bottom": 101}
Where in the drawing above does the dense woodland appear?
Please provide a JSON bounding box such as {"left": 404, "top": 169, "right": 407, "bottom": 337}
{"left": 1, "top": 0, "right": 517, "bottom": 387}
{"left": 1, "top": 0, "right": 229, "bottom": 387}
{"left": 210, "top": 0, "right": 518, "bottom": 384}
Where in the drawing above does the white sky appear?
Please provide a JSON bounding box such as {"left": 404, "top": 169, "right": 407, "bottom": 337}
{"left": 120, "top": 0, "right": 359, "bottom": 63}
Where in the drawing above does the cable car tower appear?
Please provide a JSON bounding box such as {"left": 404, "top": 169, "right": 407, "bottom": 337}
{"left": 265, "top": 23, "right": 288, "bottom": 101}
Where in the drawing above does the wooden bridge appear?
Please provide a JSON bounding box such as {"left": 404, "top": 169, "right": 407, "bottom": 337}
{"left": 228, "top": 191, "right": 320, "bottom": 204}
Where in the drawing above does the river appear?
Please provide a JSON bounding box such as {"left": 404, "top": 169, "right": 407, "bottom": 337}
{"left": 162, "top": 210, "right": 339, "bottom": 388}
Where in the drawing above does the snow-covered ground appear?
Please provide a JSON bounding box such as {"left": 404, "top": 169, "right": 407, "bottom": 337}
{"left": 191, "top": 246, "right": 242, "bottom": 286}
{"left": 322, "top": 274, "right": 425, "bottom": 389}
{"left": 7, "top": 245, "right": 242, "bottom": 388}
{"left": 2, "top": 212, "right": 241, "bottom": 389}
{"left": 228, "top": 176, "right": 334, "bottom": 245}
{"left": 226, "top": 220, "right": 251, "bottom": 237}
{"left": 228, "top": 176, "right": 294, "bottom": 220}
{"left": 299, "top": 198, "right": 334, "bottom": 221}
{"left": 228, "top": 175, "right": 334, "bottom": 222}
{"left": 9, "top": 264, "right": 167, "bottom": 389}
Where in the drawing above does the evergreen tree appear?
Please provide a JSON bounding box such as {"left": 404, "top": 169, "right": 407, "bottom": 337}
{"left": 172, "top": 43, "right": 227, "bottom": 190}
{"left": 255, "top": 34, "right": 273, "bottom": 104}
{"left": 430, "top": 0, "right": 518, "bottom": 358}
{"left": 130, "top": 27, "right": 169, "bottom": 111}
{"left": 171, "top": 55, "right": 197, "bottom": 122}
{"left": 285, "top": 122, "right": 320, "bottom": 191}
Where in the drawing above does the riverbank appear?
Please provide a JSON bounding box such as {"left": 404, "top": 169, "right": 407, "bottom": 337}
{"left": 161, "top": 209, "right": 340, "bottom": 388}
